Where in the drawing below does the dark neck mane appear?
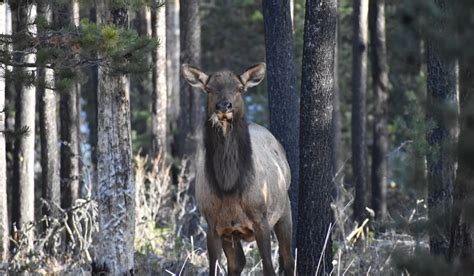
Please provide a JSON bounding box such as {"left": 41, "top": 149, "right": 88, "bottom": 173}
{"left": 204, "top": 117, "right": 254, "bottom": 195}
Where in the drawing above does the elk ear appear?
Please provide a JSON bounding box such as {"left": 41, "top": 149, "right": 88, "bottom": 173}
{"left": 182, "top": 64, "right": 209, "bottom": 90}
{"left": 240, "top": 63, "right": 266, "bottom": 89}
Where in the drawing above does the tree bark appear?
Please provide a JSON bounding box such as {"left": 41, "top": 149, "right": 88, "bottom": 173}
{"left": 12, "top": 2, "right": 36, "bottom": 246}
{"left": 262, "top": 0, "right": 299, "bottom": 251}
{"left": 151, "top": 3, "right": 167, "bottom": 157}
{"left": 351, "top": 0, "right": 369, "bottom": 223}
{"left": 297, "top": 0, "right": 336, "bottom": 274}
{"left": 54, "top": 0, "right": 82, "bottom": 222}
{"left": 82, "top": 5, "right": 98, "bottom": 195}
{"left": 37, "top": 2, "right": 60, "bottom": 221}
{"left": 332, "top": 5, "right": 343, "bottom": 178}
{"left": 177, "top": 0, "right": 202, "bottom": 168}
{"left": 95, "top": 5, "right": 135, "bottom": 275}
{"left": 448, "top": 62, "right": 474, "bottom": 273}
{"left": 0, "top": 1, "right": 9, "bottom": 263}
{"left": 369, "top": 0, "right": 388, "bottom": 222}
{"left": 426, "top": 0, "right": 457, "bottom": 258}
{"left": 166, "top": 0, "right": 180, "bottom": 143}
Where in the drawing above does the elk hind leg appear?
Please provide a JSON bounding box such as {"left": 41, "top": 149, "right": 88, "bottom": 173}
{"left": 222, "top": 235, "right": 246, "bottom": 276}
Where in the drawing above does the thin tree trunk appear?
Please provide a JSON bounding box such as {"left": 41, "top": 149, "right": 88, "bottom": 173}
{"left": 351, "top": 0, "right": 369, "bottom": 223}
{"left": 262, "top": 0, "right": 299, "bottom": 252}
{"left": 4, "top": 2, "right": 12, "bottom": 248}
{"left": 332, "top": 5, "right": 343, "bottom": 178}
{"left": 297, "top": 0, "right": 336, "bottom": 274}
{"left": 0, "top": 1, "right": 9, "bottom": 263}
{"left": 166, "top": 0, "right": 180, "bottom": 146}
{"left": 95, "top": 5, "right": 135, "bottom": 274}
{"left": 177, "top": 0, "right": 202, "bottom": 168}
{"left": 54, "top": 1, "right": 81, "bottom": 219}
{"left": 37, "top": 2, "right": 60, "bottom": 221}
{"left": 151, "top": 3, "right": 167, "bottom": 157}
{"left": 448, "top": 63, "right": 474, "bottom": 273}
{"left": 12, "top": 2, "right": 36, "bottom": 246}
{"left": 82, "top": 5, "right": 98, "bottom": 195}
{"left": 426, "top": 0, "right": 457, "bottom": 258}
{"left": 369, "top": 0, "right": 388, "bottom": 222}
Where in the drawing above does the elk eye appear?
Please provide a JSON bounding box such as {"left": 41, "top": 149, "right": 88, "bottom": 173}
{"left": 237, "top": 87, "right": 245, "bottom": 93}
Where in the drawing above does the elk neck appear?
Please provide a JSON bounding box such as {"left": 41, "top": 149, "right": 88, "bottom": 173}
{"left": 204, "top": 115, "right": 255, "bottom": 195}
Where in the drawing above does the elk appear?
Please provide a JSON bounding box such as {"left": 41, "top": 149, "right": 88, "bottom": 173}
{"left": 182, "top": 63, "right": 294, "bottom": 276}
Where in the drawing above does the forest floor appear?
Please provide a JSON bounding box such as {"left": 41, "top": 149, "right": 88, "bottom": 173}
{"left": 3, "top": 154, "right": 429, "bottom": 275}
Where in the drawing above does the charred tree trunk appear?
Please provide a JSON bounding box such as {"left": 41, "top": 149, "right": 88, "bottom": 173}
{"left": 0, "top": 1, "right": 8, "bottom": 263}
{"left": 426, "top": 0, "right": 457, "bottom": 258}
{"left": 151, "top": 3, "right": 167, "bottom": 157}
{"left": 12, "top": 2, "right": 36, "bottom": 245}
{"left": 37, "top": 3, "right": 60, "bottom": 221}
{"left": 448, "top": 61, "right": 474, "bottom": 273}
{"left": 297, "top": 0, "right": 336, "bottom": 274}
{"left": 177, "top": 0, "right": 202, "bottom": 168}
{"left": 369, "top": 0, "right": 388, "bottom": 222}
{"left": 351, "top": 0, "right": 369, "bottom": 223}
{"left": 166, "top": 0, "right": 180, "bottom": 147}
{"left": 95, "top": 5, "right": 135, "bottom": 274}
{"left": 262, "top": 0, "right": 299, "bottom": 251}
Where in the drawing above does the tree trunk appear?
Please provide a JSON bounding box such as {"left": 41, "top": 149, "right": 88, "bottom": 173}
{"left": 426, "top": 0, "right": 458, "bottom": 258}
{"left": 448, "top": 62, "right": 474, "bottom": 273}
{"left": 0, "top": 1, "right": 9, "bottom": 263}
{"left": 262, "top": 0, "right": 299, "bottom": 251}
{"left": 166, "top": 0, "right": 180, "bottom": 145}
{"left": 95, "top": 5, "right": 135, "bottom": 275}
{"left": 151, "top": 3, "right": 167, "bottom": 157}
{"left": 54, "top": 0, "right": 82, "bottom": 221}
{"left": 297, "top": 0, "right": 336, "bottom": 274}
{"left": 177, "top": 0, "right": 202, "bottom": 168}
{"left": 332, "top": 5, "right": 343, "bottom": 178}
{"left": 12, "top": 2, "right": 36, "bottom": 246}
{"left": 82, "top": 5, "right": 98, "bottom": 195}
{"left": 351, "top": 0, "right": 369, "bottom": 223}
{"left": 369, "top": 0, "right": 388, "bottom": 222}
{"left": 37, "top": 2, "right": 60, "bottom": 221}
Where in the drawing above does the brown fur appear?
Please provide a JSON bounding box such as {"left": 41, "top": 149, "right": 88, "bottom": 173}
{"left": 182, "top": 63, "right": 294, "bottom": 276}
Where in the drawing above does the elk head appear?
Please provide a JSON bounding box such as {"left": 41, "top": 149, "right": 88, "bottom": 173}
{"left": 182, "top": 63, "right": 266, "bottom": 137}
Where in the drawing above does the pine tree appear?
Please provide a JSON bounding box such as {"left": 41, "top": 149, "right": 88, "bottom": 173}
{"left": 166, "top": 0, "right": 180, "bottom": 139}
{"left": 369, "top": 0, "right": 389, "bottom": 222}
{"left": 95, "top": 4, "right": 136, "bottom": 274}
{"left": 352, "top": 0, "right": 369, "bottom": 223}
{"left": 38, "top": 1, "right": 60, "bottom": 222}
{"left": 262, "top": 0, "right": 299, "bottom": 250}
{"left": 176, "top": 0, "right": 202, "bottom": 171}
{"left": 0, "top": 0, "right": 9, "bottom": 263}
{"left": 426, "top": 0, "right": 458, "bottom": 258}
{"left": 11, "top": 1, "right": 37, "bottom": 247}
{"left": 297, "top": 0, "right": 336, "bottom": 274}
{"left": 151, "top": 2, "right": 167, "bottom": 157}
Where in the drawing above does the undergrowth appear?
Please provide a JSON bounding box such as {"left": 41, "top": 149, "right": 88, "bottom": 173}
{"left": 1, "top": 152, "right": 428, "bottom": 275}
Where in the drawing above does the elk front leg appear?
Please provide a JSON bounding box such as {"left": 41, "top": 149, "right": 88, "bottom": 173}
{"left": 274, "top": 202, "right": 295, "bottom": 276}
{"left": 207, "top": 228, "right": 222, "bottom": 276}
{"left": 222, "top": 237, "right": 246, "bottom": 276}
{"left": 254, "top": 218, "right": 276, "bottom": 276}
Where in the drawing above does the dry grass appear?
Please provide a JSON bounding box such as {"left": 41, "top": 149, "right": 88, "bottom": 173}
{"left": 2, "top": 153, "right": 428, "bottom": 275}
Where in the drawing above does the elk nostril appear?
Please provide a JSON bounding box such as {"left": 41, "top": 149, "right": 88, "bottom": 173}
{"left": 216, "top": 101, "right": 232, "bottom": 112}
